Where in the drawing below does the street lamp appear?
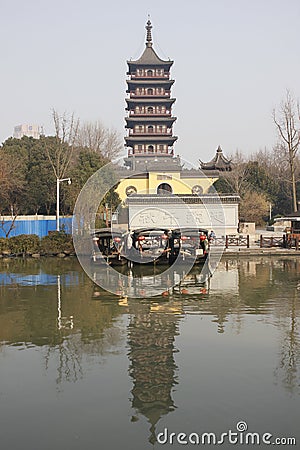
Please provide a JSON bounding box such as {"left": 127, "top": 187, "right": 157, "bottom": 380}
{"left": 56, "top": 177, "right": 71, "bottom": 231}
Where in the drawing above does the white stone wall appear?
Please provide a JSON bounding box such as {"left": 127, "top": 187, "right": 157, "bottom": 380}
{"left": 129, "top": 199, "right": 239, "bottom": 236}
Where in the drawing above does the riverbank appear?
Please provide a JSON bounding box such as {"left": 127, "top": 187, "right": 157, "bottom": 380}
{"left": 0, "top": 232, "right": 74, "bottom": 258}
{"left": 220, "top": 248, "right": 300, "bottom": 257}
{"left": 1, "top": 231, "right": 299, "bottom": 259}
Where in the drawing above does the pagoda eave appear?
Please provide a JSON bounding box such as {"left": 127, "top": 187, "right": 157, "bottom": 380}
{"left": 127, "top": 60, "right": 173, "bottom": 69}
{"left": 125, "top": 98, "right": 176, "bottom": 107}
{"left": 125, "top": 116, "right": 177, "bottom": 126}
{"left": 126, "top": 79, "right": 175, "bottom": 88}
{"left": 125, "top": 136, "right": 178, "bottom": 145}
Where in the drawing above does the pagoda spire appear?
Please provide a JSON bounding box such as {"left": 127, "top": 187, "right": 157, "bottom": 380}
{"left": 146, "top": 18, "right": 153, "bottom": 47}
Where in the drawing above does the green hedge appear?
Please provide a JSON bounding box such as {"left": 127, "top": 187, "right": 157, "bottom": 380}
{"left": 6, "top": 234, "right": 40, "bottom": 254}
{"left": 0, "top": 238, "right": 10, "bottom": 253}
{"left": 0, "top": 232, "right": 74, "bottom": 255}
{"left": 40, "top": 231, "right": 74, "bottom": 254}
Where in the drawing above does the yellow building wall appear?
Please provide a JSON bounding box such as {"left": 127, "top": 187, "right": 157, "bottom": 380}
{"left": 116, "top": 171, "right": 218, "bottom": 201}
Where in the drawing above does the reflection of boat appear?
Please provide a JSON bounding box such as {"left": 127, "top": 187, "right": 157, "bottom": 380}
{"left": 90, "top": 263, "right": 212, "bottom": 299}
{"left": 169, "top": 228, "right": 209, "bottom": 265}
{"left": 91, "top": 228, "right": 127, "bottom": 266}
{"left": 126, "top": 228, "right": 170, "bottom": 265}
{"left": 171, "top": 265, "right": 211, "bottom": 296}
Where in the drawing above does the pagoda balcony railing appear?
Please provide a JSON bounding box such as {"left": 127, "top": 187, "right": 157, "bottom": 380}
{"left": 129, "top": 74, "right": 170, "bottom": 79}
{"left": 127, "top": 148, "right": 174, "bottom": 156}
{"left": 129, "top": 92, "right": 171, "bottom": 98}
{"left": 129, "top": 111, "right": 172, "bottom": 116}
{"left": 128, "top": 130, "right": 173, "bottom": 136}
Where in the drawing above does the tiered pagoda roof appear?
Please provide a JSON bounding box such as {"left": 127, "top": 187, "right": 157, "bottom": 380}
{"left": 124, "top": 20, "right": 178, "bottom": 168}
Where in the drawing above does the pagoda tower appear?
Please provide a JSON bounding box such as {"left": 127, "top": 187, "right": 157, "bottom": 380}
{"left": 124, "top": 20, "right": 178, "bottom": 168}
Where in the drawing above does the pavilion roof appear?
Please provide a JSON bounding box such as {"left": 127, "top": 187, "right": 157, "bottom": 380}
{"left": 200, "top": 146, "right": 232, "bottom": 171}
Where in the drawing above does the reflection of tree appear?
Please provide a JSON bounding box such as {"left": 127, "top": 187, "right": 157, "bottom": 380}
{"left": 274, "top": 289, "right": 300, "bottom": 394}
{"left": 236, "top": 257, "right": 300, "bottom": 393}
{"left": 41, "top": 277, "right": 124, "bottom": 385}
{"left": 128, "top": 301, "right": 180, "bottom": 444}
{"left": 44, "top": 324, "right": 124, "bottom": 385}
{"left": 0, "top": 258, "right": 125, "bottom": 384}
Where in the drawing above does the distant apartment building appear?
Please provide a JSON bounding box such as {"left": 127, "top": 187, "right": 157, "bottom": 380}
{"left": 13, "top": 124, "right": 41, "bottom": 139}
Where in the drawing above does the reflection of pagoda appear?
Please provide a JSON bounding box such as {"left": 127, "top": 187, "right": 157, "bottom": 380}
{"left": 128, "top": 302, "right": 180, "bottom": 444}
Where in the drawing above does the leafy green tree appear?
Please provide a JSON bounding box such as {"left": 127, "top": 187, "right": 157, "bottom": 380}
{"left": 0, "top": 137, "right": 28, "bottom": 214}
{"left": 25, "top": 136, "right": 57, "bottom": 214}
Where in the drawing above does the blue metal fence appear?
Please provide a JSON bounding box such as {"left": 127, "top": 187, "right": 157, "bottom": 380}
{"left": 0, "top": 217, "right": 73, "bottom": 238}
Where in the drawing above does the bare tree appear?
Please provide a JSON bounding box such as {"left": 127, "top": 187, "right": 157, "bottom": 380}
{"left": 219, "top": 150, "right": 251, "bottom": 196}
{"left": 45, "top": 109, "right": 80, "bottom": 180}
{"left": 273, "top": 90, "right": 300, "bottom": 212}
{"left": 0, "top": 212, "right": 18, "bottom": 238}
{"left": 76, "top": 121, "right": 123, "bottom": 160}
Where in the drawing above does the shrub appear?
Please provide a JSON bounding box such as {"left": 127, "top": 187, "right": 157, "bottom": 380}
{"left": 40, "top": 231, "right": 74, "bottom": 254}
{"left": 0, "top": 238, "right": 10, "bottom": 253}
{"left": 8, "top": 234, "right": 40, "bottom": 254}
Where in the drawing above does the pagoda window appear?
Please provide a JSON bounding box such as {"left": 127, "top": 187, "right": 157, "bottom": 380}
{"left": 147, "top": 88, "right": 154, "bottom": 95}
{"left": 157, "top": 88, "right": 163, "bottom": 94}
{"left": 157, "top": 106, "right": 162, "bottom": 113}
{"left": 158, "top": 144, "right": 164, "bottom": 152}
{"left": 148, "top": 125, "right": 154, "bottom": 133}
{"left": 157, "top": 125, "right": 163, "bottom": 133}
{"left": 147, "top": 69, "right": 153, "bottom": 76}
{"left": 147, "top": 106, "right": 154, "bottom": 114}
{"left": 157, "top": 69, "right": 163, "bottom": 76}
{"left": 137, "top": 144, "right": 143, "bottom": 153}
{"left": 148, "top": 145, "right": 154, "bottom": 153}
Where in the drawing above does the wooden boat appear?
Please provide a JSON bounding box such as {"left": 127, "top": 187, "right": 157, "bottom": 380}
{"left": 126, "top": 228, "right": 170, "bottom": 265}
{"left": 91, "top": 228, "right": 127, "bottom": 266}
{"left": 168, "top": 228, "right": 209, "bottom": 265}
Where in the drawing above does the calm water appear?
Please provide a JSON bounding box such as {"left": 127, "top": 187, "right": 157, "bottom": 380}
{"left": 0, "top": 257, "right": 299, "bottom": 449}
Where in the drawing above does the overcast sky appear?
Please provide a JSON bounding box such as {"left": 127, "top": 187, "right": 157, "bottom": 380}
{"left": 1, "top": 0, "right": 300, "bottom": 164}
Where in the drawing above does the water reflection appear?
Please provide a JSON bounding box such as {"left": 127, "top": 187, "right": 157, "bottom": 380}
{"left": 0, "top": 256, "right": 300, "bottom": 448}
{"left": 128, "top": 300, "right": 181, "bottom": 444}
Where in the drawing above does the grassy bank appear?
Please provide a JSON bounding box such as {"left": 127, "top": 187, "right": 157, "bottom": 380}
{"left": 0, "top": 232, "right": 75, "bottom": 258}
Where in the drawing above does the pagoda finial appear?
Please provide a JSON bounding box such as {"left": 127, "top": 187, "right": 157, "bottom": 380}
{"left": 146, "top": 17, "right": 153, "bottom": 47}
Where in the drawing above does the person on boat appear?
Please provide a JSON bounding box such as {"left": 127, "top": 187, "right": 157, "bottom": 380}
{"left": 199, "top": 232, "right": 209, "bottom": 253}
{"left": 208, "top": 230, "right": 216, "bottom": 243}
